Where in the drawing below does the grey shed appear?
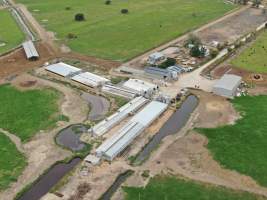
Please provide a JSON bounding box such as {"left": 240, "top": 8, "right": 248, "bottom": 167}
{"left": 213, "top": 74, "right": 242, "bottom": 98}
{"left": 22, "top": 40, "right": 39, "bottom": 61}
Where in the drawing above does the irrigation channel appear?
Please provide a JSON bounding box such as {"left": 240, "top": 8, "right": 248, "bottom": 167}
{"left": 134, "top": 95, "right": 198, "bottom": 164}
{"left": 56, "top": 124, "right": 87, "bottom": 151}
{"left": 99, "top": 170, "right": 134, "bottom": 200}
{"left": 17, "top": 158, "right": 81, "bottom": 200}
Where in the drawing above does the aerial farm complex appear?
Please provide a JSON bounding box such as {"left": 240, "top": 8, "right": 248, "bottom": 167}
{"left": 1, "top": 0, "right": 267, "bottom": 200}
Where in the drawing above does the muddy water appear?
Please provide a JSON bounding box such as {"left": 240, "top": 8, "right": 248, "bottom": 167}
{"left": 135, "top": 95, "right": 198, "bottom": 164}
{"left": 18, "top": 158, "right": 81, "bottom": 200}
{"left": 56, "top": 124, "right": 87, "bottom": 151}
{"left": 99, "top": 170, "right": 134, "bottom": 200}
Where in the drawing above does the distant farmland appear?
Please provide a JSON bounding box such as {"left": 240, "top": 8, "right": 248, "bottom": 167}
{"left": 17, "top": 0, "right": 236, "bottom": 61}
{"left": 231, "top": 31, "right": 267, "bottom": 73}
{"left": 0, "top": 10, "right": 24, "bottom": 54}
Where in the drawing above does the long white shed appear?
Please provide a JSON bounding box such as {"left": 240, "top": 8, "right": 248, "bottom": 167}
{"left": 96, "top": 101, "right": 168, "bottom": 161}
{"left": 90, "top": 96, "right": 148, "bottom": 137}
{"left": 22, "top": 40, "right": 39, "bottom": 60}
{"left": 122, "top": 79, "right": 158, "bottom": 95}
{"left": 71, "top": 72, "right": 110, "bottom": 88}
{"left": 45, "top": 62, "right": 82, "bottom": 77}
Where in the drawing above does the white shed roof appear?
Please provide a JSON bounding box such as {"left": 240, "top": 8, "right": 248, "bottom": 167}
{"left": 45, "top": 62, "right": 82, "bottom": 77}
{"left": 122, "top": 79, "right": 158, "bottom": 94}
{"left": 71, "top": 72, "right": 109, "bottom": 87}
{"left": 91, "top": 96, "right": 148, "bottom": 137}
{"left": 149, "top": 52, "right": 164, "bottom": 59}
{"left": 96, "top": 100, "right": 168, "bottom": 161}
{"left": 213, "top": 74, "right": 242, "bottom": 91}
{"left": 22, "top": 40, "right": 39, "bottom": 59}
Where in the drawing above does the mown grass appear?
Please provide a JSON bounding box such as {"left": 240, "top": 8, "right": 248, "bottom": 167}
{"left": 197, "top": 95, "right": 267, "bottom": 186}
{"left": 17, "top": 0, "right": 235, "bottom": 61}
{"left": 231, "top": 30, "right": 267, "bottom": 73}
{"left": 123, "top": 176, "right": 265, "bottom": 200}
{"left": 0, "top": 10, "right": 25, "bottom": 54}
{"left": 0, "top": 84, "right": 62, "bottom": 142}
{"left": 0, "top": 133, "right": 27, "bottom": 191}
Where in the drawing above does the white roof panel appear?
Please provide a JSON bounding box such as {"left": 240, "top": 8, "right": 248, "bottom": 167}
{"left": 123, "top": 79, "right": 158, "bottom": 93}
{"left": 45, "top": 62, "right": 81, "bottom": 77}
{"left": 22, "top": 40, "right": 39, "bottom": 59}
{"left": 214, "top": 74, "right": 242, "bottom": 91}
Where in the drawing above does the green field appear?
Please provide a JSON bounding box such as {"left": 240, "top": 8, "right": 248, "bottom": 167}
{"left": 0, "top": 133, "right": 27, "bottom": 190}
{"left": 231, "top": 31, "right": 267, "bottom": 73}
{"left": 0, "top": 84, "right": 62, "bottom": 142}
{"left": 0, "top": 10, "right": 25, "bottom": 54}
{"left": 17, "top": 0, "right": 235, "bottom": 61}
{"left": 197, "top": 95, "right": 267, "bottom": 186}
{"left": 123, "top": 176, "right": 265, "bottom": 200}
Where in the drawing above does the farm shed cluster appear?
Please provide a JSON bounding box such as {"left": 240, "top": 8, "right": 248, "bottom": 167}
{"left": 90, "top": 96, "right": 148, "bottom": 137}
{"left": 45, "top": 62, "right": 110, "bottom": 87}
{"left": 22, "top": 40, "right": 39, "bottom": 61}
{"left": 212, "top": 74, "right": 242, "bottom": 98}
{"left": 95, "top": 101, "right": 168, "bottom": 161}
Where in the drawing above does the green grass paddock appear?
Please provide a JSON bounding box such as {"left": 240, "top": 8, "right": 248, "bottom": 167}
{"left": 0, "top": 84, "right": 62, "bottom": 142}
{"left": 197, "top": 95, "right": 267, "bottom": 186}
{"left": 17, "top": 0, "right": 235, "bottom": 61}
{"left": 231, "top": 31, "right": 267, "bottom": 73}
{"left": 0, "top": 133, "right": 27, "bottom": 190}
{"left": 0, "top": 10, "right": 25, "bottom": 54}
{"left": 123, "top": 176, "right": 266, "bottom": 200}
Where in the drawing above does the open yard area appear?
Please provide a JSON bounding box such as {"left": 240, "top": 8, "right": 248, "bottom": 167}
{"left": 17, "top": 0, "right": 235, "bottom": 61}
{"left": 197, "top": 95, "right": 267, "bottom": 187}
{"left": 231, "top": 31, "right": 267, "bottom": 73}
{"left": 0, "top": 133, "right": 26, "bottom": 191}
{"left": 0, "top": 84, "right": 62, "bottom": 142}
{"left": 0, "top": 10, "right": 25, "bottom": 54}
{"left": 123, "top": 176, "right": 265, "bottom": 200}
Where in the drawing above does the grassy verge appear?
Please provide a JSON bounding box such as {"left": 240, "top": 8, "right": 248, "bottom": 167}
{"left": 231, "top": 30, "right": 267, "bottom": 73}
{"left": 17, "top": 0, "right": 235, "bottom": 61}
{"left": 197, "top": 95, "right": 267, "bottom": 186}
{"left": 0, "top": 84, "right": 62, "bottom": 142}
{"left": 0, "top": 10, "right": 25, "bottom": 54}
{"left": 123, "top": 176, "right": 266, "bottom": 200}
{"left": 0, "top": 133, "right": 27, "bottom": 191}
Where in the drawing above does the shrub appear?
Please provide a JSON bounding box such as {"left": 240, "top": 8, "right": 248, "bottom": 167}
{"left": 121, "top": 9, "right": 129, "bottom": 14}
{"left": 210, "top": 49, "right": 219, "bottom": 58}
{"left": 158, "top": 57, "right": 176, "bottom": 69}
{"left": 75, "top": 13, "right": 85, "bottom": 21}
{"left": 67, "top": 33, "right": 77, "bottom": 39}
{"left": 65, "top": 6, "right": 71, "bottom": 10}
{"left": 105, "top": 0, "right": 111, "bottom": 5}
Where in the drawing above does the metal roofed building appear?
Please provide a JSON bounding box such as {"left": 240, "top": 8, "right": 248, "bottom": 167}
{"left": 213, "top": 74, "right": 242, "bottom": 98}
{"left": 145, "top": 66, "right": 173, "bottom": 80}
{"left": 167, "top": 65, "right": 184, "bottom": 74}
{"left": 90, "top": 96, "right": 148, "bottom": 137}
{"left": 147, "top": 52, "right": 165, "bottom": 65}
{"left": 96, "top": 101, "right": 168, "bottom": 161}
{"left": 102, "top": 84, "right": 137, "bottom": 99}
{"left": 22, "top": 40, "right": 39, "bottom": 60}
{"left": 45, "top": 62, "right": 82, "bottom": 77}
{"left": 122, "top": 79, "right": 158, "bottom": 95}
{"left": 71, "top": 72, "right": 110, "bottom": 88}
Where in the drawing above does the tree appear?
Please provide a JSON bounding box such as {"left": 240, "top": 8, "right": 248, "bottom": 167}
{"left": 105, "top": 0, "right": 111, "bottom": 5}
{"left": 184, "top": 33, "right": 201, "bottom": 47}
{"left": 252, "top": 0, "right": 261, "bottom": 8}
{"left": 121, "top": 9, "right": 129, "bottom": 14}
{"left": 74, "top": 13, "right": 85, "bottom": 21}
{"left": 190, "top": 45, "right": 206, "bottom": 58}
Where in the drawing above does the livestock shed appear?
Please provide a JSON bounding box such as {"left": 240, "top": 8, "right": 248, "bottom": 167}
{"left": 213, "top": 74, "right": 242, "bottom": 98}
{"left": 22, "top": 40, "right": 39, "bottom": 61}
{"left": 90, "top": 96, "right": 148, "bottom": 137}
{"left": 71, "top": 72, "right": 110, "bottom": 88}
{"left": 122, "top": 79, "right": 158, "bottom": 96}
{"left": 102, "top": 84, "right": 137, "bottom": 99}
{"left": 167, "top": 65, "right": 184, "bottom": 74}
{"left": 145, "top": 66, "right": 175, "bottom": 80}
{"left": 45, "top": 62, "right": 82, "bottom": 77}
{"left": 96, "top": 101, "right": 168, "bottom": 161}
